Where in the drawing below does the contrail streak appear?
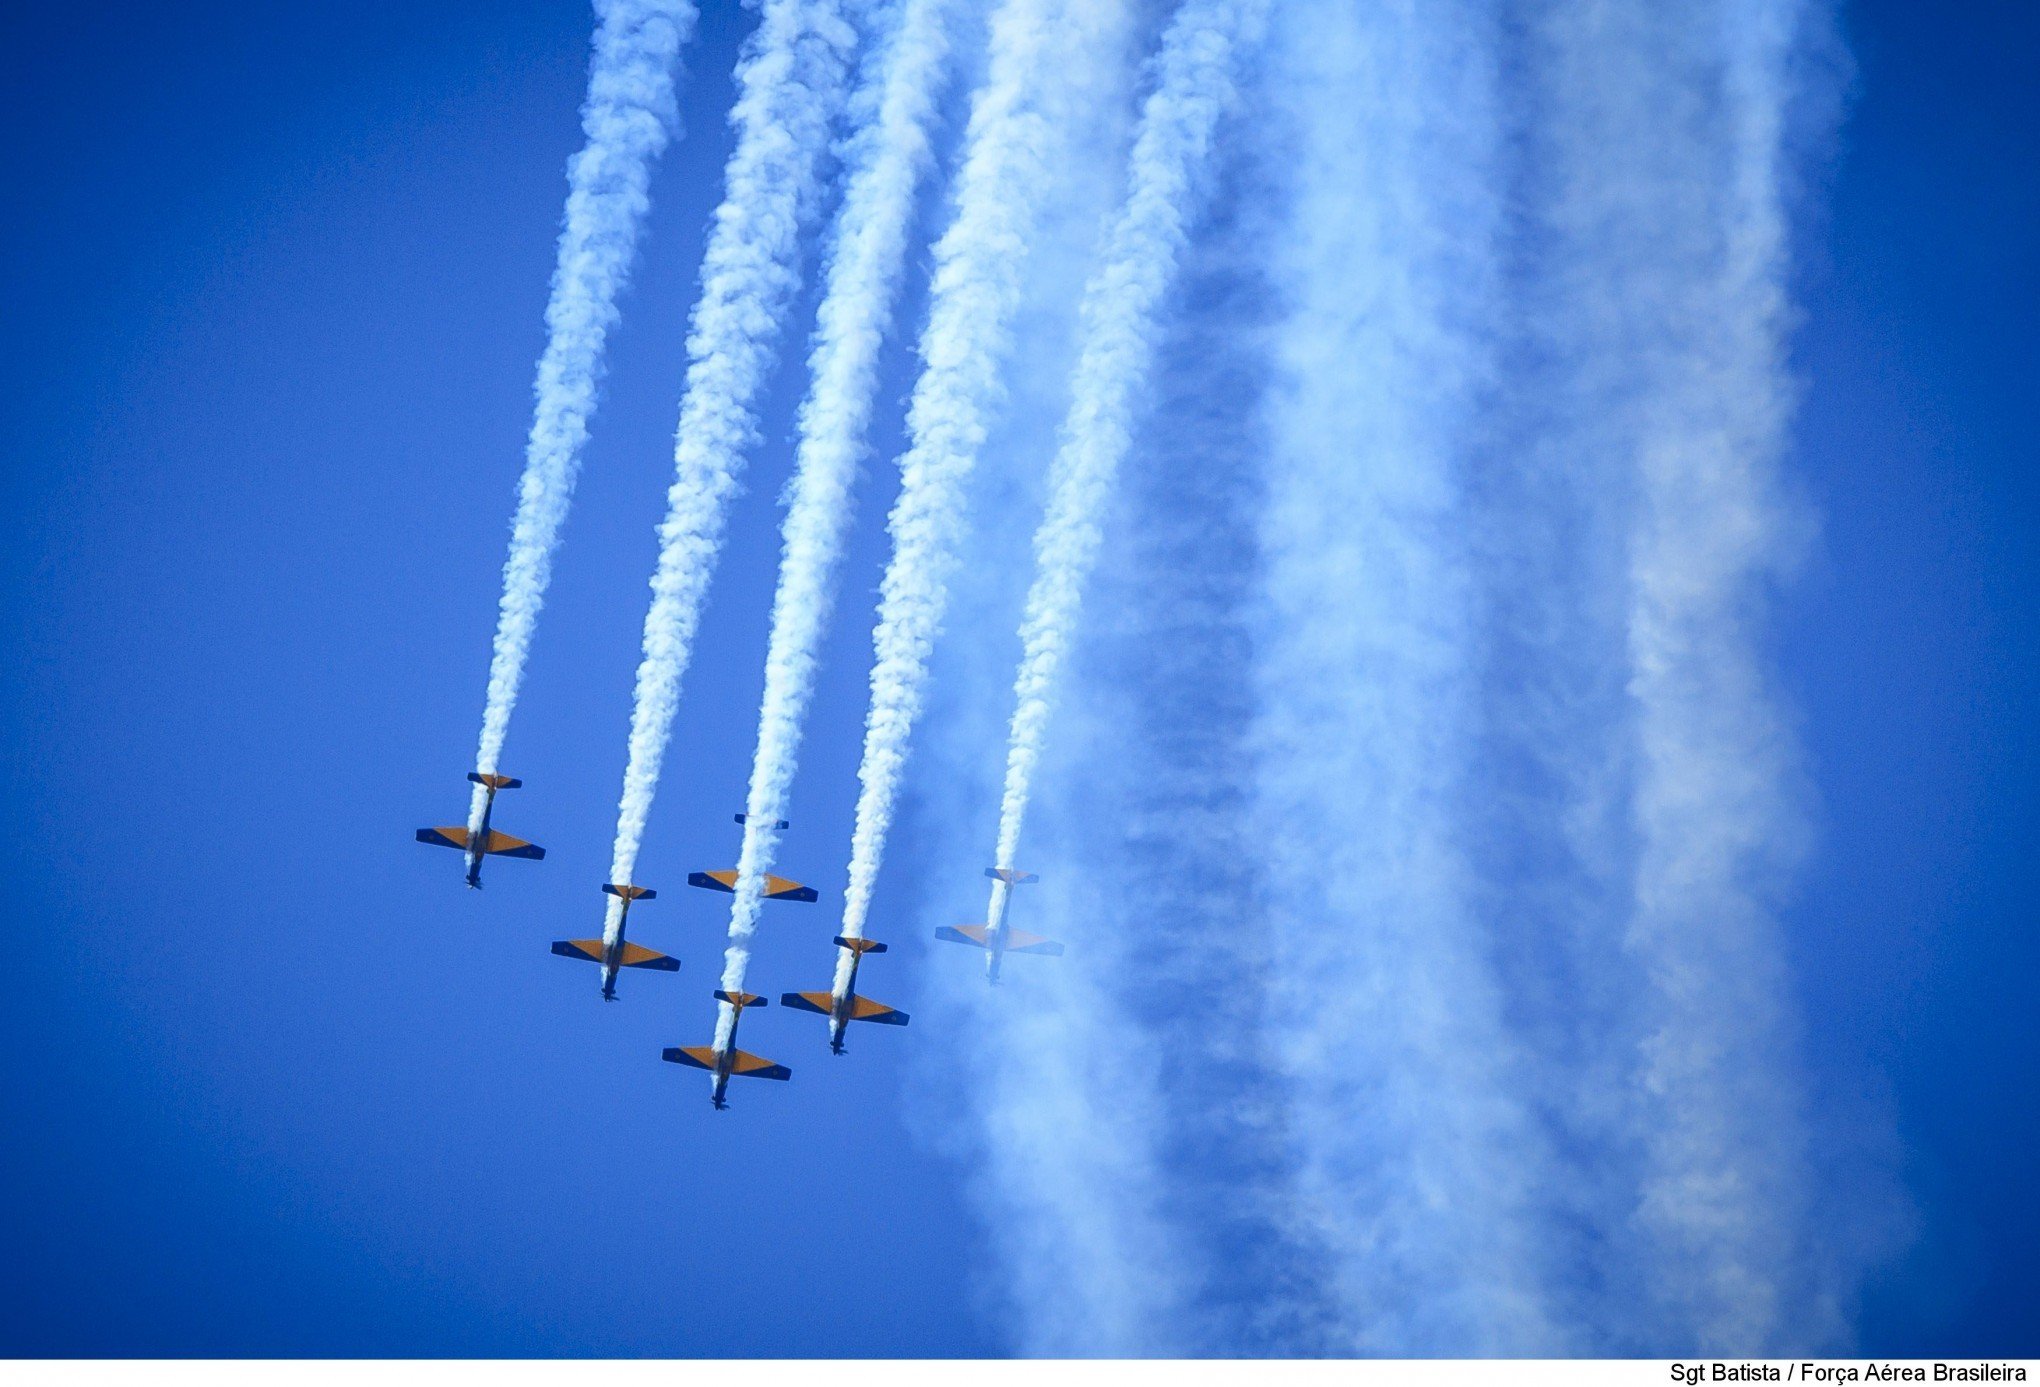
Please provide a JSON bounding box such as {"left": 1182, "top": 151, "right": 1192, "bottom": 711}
{"left": 602, "top": 0, "right": 855, "bottom": 959}
{"left": 1624, "top": 2, "right": 1808, "bottom": 1342}
{"left": 1248, "top": 0, "right": 1558, "bottom": 1352}
{"left": 469, "top": 0, "right": 696, "bottom": 838}
{"left": 987, "top": 0, "right": 1266, "bottom": 910}
{"left": 701, "top": 0, "right": 958, "bottom": 1004}
{"left": 834, "top": 0, "right": 1114, "bottom": 956}
{"left": 1533, "top": 0, "right": 1832, "bottom": 1350}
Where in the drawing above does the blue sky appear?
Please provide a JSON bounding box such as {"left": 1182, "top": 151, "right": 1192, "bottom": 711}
{"left": 0, "top": 0, "right": 2034, "bottom": 1357}
{"left": 1785, "top": 0, "right": 2038, "bottom": 1352}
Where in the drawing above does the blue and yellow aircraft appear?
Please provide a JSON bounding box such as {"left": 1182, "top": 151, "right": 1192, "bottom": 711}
{"left": 936, "top": 867, "right": 1064, "bottom": 984}
{"left": 414, "top": 772, "right": 545, "bottom": 888}
{"left": 662, "top": 991, "right": 789, "bottom": 1110}
{"left": 781, "top": 936, "right": 909, "bottom": 1054}
{"left": 686, "top": 813, "right": 819, "bottom": 902}
{"left": 550, "top": 883, "right": 677, "bottom": 1001}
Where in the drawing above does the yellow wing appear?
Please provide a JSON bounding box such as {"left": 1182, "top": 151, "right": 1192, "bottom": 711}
{"left": 729, "top": 1050, "right": 791, "bottom": 1080}
{"left": 618, "top": 942, "right": 678, "bottom": 972}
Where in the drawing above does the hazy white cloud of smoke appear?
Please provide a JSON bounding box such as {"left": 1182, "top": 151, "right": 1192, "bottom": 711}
{"left": 1246, "top": 0, "right": 1563, "bottom": 1353}
{"left": 1528, "top": 0, "right": 1838, "bottom": 1351}
{"left": 901, "top": 0, "right": 1844, "bottom": 1355}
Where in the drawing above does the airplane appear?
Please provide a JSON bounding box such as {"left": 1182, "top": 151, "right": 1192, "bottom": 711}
{"left": 781, "top": 936, "right": 910, "bottom": 1054}
{"left": 551, "top": 884, "right": 678, "bottom": 1000}
{"left": 935, "top": 867, "right": 1064, "bottom": 984}
{"left": 662, "top": 991, "right": 790, "bottom": 1110}
{"left": 415, "top": 772, "right": 545, "bottom": 888}
{"left": 686, "top": 813, "right": 819, "bottom": 902}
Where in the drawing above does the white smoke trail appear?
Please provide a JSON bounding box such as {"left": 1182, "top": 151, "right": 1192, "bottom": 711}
{"left": 1529, "top": 0, "right": 1832, "bottom": 1351}
{"left": 601, "top": 0, "right": 855, "bottom": 955}
{"left": 697, "top": 0, "right": 957, "bottom": 1002}
{"left": 1248, "top": 0, "right": 1560, "bottom": 1352}
{"left": 987, "top": 0, "right": 1266, "bottom": 895}
{"left": 878, "top": 0, "right": 1184, "bottom": 1352}
{"left": 469, "top": 0, "right": 696, "bottom": 837}
{"left": 834, "top": 0, "right": 1123, "bottom": 953}
{"left": 886, "top": 0, "right": 1845, "bottom": 1352}
{"left": 927, "top": 97, "right": 1359, "bottom": 1349}
{"left": 1622, "top": 3, "right": 1810, "bottom": 1343}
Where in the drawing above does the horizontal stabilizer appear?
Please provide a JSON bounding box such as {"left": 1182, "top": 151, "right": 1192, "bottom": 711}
{"left": 416, "top": 826, "right": 468, "bottom": 850}
{"left": 1006, "top": 929, "right": 1064, "bottom": 957}
{"left": 468, "top": 773, "right": 522, "bottom": 790}
{"left": 602, "top": 883, "right": 656, "bottom": 900}
{"left": 688, "top": 870, "right": 817, "bottom": 902}
{"left": 734, "top": 814, "right": 790, "bottom": 829}
{"left": 662, "top": 1046, "right": 716, "bottom": 1071}
{"left": 619, "top": 942, "right": 677, "bottom": 971}
{"left": 715, "top": 989, "right": 766, "bottom": 1009}
{"left": 848, "top": 996, "right": 908, "bottom": 1026}
{"left": 780, "top": 991, "right": 834, "bottom": 1016}
{"left": 935, "top": 924, "right": 993, "bottom": 949}
{"left": 551, "top": 939, "right": 604, "bottom": 963}
{"left": 730, "top": 1050, "right": 791, "bottom": 1080}
{"left": 834, "top": 936, "right": 887, "bottom": 954}
{"left": 984, "top": 867, "right": 1038, "bottom": 885}
{"left": 484, "top": 830, "right": 544, "bottom": 860}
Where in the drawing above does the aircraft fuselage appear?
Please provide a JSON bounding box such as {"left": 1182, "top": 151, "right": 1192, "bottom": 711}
{"left": 465, "top": 784, "right": 499, "bottom": 888}
{"left": 599, "top": 894, "right": 638, "bottom": 1001}
{"left": 826, "top": 951, "right": 864, "bottom": 1054}
{"left": 983, "top": 881, "right": 1012, "bottom": 985}
{"left": 707, "top": 1003, "right": 751, "bottom": 1109}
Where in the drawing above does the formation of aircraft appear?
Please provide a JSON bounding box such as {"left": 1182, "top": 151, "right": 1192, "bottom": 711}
{"left": 415, "top": 784, "right": 1061, "bottom": 1108}
{"left": 415, "top": 772, "right": 546, "bottom": 888}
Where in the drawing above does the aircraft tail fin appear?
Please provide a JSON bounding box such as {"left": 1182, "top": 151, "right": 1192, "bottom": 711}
{"left": 734, "top": 813, "right": 790, "bottom": 829}
{"left": 602, "top": 883, "right": 656, "bottom": 900}
{"left": 468, "top": 772, "right": 522, "bottom": 790}
{"left": 834, "top": 936, "right": 887, "bottom": 955}
{"left": 984, "top": 867, "right": 1038, "bottom": 885}
{"left": 715, "top": 989, "right": 766, "bottom": 1010}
